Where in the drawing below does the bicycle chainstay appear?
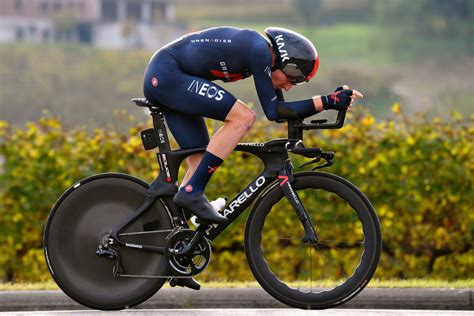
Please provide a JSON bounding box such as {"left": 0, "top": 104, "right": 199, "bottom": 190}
{"left": 110, "top": 227, "right": 211, "bottom": 279}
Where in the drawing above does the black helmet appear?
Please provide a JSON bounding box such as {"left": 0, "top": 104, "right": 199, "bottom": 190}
{"left": 264, "top": 27, "right": 319, "bottom": 85}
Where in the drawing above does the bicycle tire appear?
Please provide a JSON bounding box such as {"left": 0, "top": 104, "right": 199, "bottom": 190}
{"left": 44, "top": 173, "right": 173, "bottom": 310}
{"left": 245, "top": 171, "right": 382, "bottom": 309}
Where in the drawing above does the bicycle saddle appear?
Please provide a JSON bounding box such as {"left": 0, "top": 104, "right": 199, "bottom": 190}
{"left": 131, "top": 98, "right": 170, "bottom": 112}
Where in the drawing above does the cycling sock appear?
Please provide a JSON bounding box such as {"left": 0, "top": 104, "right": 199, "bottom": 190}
{"left": 181, "top": 151, "right": 223, "bottom": 195}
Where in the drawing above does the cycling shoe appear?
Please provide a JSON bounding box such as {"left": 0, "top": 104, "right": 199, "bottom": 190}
{"left": 191, "top": 197, "right": 227, "bottom": 227}
{"left": 173, "top": 191, "right": 228, "bottom": 224}
{"left": 169, "top": 277, "right": 201, "bottom": 290}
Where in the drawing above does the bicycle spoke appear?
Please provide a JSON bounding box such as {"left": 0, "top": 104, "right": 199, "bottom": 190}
{"left": 309, "top": 244, "right": 313, "bottom": 292}
{"left": 275, "top": 243, "right": 307, "bottom": 280}
{"left": 261, "top": 236, "right": 302, "bottom": 240}
{"left": 311, "top": 247, "right": 332, "bottom": 280}
{"left": 317, "top": 239, "right": 364, "bottom": 250}
{"left": 310, "top": 189, "right": 323, "bottom": 237}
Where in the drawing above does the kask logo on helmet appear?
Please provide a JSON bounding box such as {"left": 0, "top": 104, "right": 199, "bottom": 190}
{"left": 265, "top": 27, "right": 319, "bottom": 83}
{"left": 274, "top": 34, "right": 290, "bottom": 62}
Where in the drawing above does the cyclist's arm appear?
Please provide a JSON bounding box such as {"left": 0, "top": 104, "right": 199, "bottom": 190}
{"left": 249, "top": 43, "right": 320, "bottom": 121}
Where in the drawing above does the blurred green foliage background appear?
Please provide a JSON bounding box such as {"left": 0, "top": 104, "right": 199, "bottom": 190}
{"left": 0, "top": 109, "right": 472, "bottom": 282}
{"left": 0, "top": 0, "right": 473, "bottom": 283}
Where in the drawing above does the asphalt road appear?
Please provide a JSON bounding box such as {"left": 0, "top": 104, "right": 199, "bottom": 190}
{"left": 1, "top": 309, "right": 473, "bottom": 316}
{"left": 0, "top": 287, "right": 472, "bottom": 312}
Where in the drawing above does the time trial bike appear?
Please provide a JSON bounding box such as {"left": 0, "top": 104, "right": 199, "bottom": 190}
{"left": 43, "top": 97, "right": 382, "bottom": 310}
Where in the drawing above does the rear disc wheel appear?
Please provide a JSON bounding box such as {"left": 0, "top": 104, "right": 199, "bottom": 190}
{"left": 44, "top": 173, "right": 173, "bottom": 310}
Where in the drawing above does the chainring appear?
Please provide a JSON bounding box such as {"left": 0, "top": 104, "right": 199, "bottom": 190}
{"left": 165, "top": 229, "right": 211, "bottom": 276}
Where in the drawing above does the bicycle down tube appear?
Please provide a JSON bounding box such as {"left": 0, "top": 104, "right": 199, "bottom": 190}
{"left": 197, "top": 141, "right": 318, "bottom": 242}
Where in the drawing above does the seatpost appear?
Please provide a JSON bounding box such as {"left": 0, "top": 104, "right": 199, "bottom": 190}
{"left": 288, "top": 119, "right": 303, "bottom": 141}
{"left": 150, "top": 110, "right": 171, "bottom": 152}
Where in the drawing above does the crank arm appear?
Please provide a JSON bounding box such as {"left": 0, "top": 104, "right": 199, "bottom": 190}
{"left": 172, "top": 226, "right": 207, "bottom": 256}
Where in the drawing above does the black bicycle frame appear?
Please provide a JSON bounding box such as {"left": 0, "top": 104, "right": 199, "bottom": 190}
{"left": 204, "top": 141, "right": 317, "bottom": 242}
{"left": 109, "top": 109, "right": 319, "bottom": 252}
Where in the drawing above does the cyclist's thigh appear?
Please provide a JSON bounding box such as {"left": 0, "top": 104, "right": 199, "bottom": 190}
{"left": 144, "top": 61, "right": 236, "bottom": 121}
{"left": 164, "top": 111, "right": 210, "bottom": 149}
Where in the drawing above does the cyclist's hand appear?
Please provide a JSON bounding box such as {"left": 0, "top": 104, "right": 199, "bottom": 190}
{"left": 322, "top": 89, "right": 353, "bottom": 111}
{"left": 322, "top": 86, "right": 364, "bottom": 111}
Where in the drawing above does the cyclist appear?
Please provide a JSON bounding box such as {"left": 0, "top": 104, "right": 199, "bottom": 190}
{"left": 143, "top": 26, "right": 363, "bottom": 226}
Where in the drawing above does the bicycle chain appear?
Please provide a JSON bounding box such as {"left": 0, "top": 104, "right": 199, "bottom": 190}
{"left": 113, "top": 227, "right": 210, "bottom": 279}
{"left": 118, "top": 229, "right": 175, "bottom": 237}
{"left": 117, "top": 274, "right": 194, "bottom": 279}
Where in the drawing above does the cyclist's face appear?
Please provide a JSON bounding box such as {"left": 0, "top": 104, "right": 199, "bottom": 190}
{"left": 271, "top": 70, "right": 293, "bottom": 91}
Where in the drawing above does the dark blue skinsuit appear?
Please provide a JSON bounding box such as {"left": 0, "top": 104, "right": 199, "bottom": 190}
{"left": 143, "top": 27, "right": 316, "bottom": 148}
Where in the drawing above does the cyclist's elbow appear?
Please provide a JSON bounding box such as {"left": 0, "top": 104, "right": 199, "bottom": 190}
{"left": 264, "top": 111, "right": 279, "bottom": 121}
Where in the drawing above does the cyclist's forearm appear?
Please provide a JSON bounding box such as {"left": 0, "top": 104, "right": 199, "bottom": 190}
{"left": 276, "top": 99, "right": 319, "bottom": 120}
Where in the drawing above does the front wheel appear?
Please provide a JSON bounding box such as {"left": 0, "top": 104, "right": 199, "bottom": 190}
{"left": 245, "top": 172, "right": 382, "bottom": 309}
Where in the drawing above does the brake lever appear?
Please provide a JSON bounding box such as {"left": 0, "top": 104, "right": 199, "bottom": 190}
{"left": 299, "top": 157, "right": 321, "bottom": 169}
{"left": 312, "top": 160, "right": 333, "bottom": 170}
{"left": 298, "top": 151, "right": 335, "bottom": 170}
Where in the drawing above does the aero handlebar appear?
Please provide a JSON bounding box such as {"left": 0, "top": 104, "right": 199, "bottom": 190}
{"left": 287, "top": 110, "right": 346, "bottom": 140}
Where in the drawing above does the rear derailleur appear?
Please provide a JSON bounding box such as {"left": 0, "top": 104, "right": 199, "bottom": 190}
{"left": 95, "top": 233, "right": 124, "bottom": 276}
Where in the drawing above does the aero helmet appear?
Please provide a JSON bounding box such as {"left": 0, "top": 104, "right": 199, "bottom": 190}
{"left": 264, "top": 27, "right": 319, "bottom": 85}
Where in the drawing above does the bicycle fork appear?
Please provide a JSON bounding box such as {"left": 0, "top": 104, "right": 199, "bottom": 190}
{"left": 278, "top": 166, "right": 318, "bottom": 244}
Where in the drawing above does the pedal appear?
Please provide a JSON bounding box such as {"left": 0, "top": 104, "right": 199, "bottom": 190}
{"left": 169, "top": 277, "right": 201, "bottom": 290}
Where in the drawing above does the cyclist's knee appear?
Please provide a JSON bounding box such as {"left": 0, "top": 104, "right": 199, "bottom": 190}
{"left": 226, "top": 100, "right": 256, "bottom": 131}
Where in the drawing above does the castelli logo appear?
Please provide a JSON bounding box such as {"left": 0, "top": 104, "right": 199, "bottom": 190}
{"left": 151, "top": 77, "right": 158, "bottom": 87}
{"left": 185, "top": 185, "right": 193, "bottom": 192}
